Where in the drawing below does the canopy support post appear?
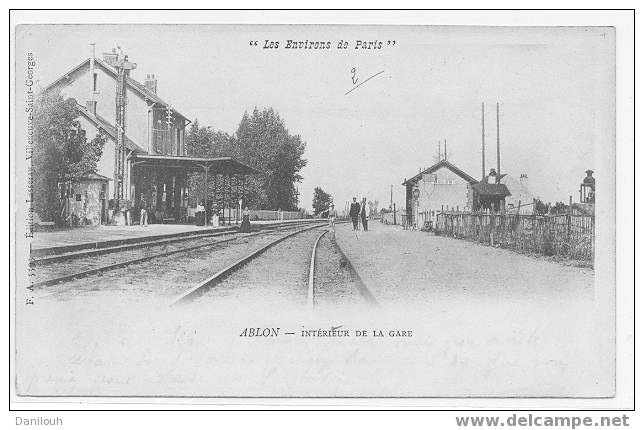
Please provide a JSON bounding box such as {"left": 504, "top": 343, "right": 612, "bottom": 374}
{"left": 228, "top": 173, "right": 232, "bottom": 226}
{"left": 214, "top": 172, "right": 218, "bottom": 223}
{"left": 203, "top": 164, "right": 209, "bottom": 227}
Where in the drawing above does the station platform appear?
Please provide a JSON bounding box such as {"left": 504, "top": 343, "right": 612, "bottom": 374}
{"left": 31, "top": 219, "right": 317, "bottom": 257}
{"left": 333, "top": 220, "right": 594, "bottom": 304}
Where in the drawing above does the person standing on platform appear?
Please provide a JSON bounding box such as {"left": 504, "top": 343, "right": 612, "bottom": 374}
{"left": 140, "top": 197, "right": 148, "bottom": 227}
{"left": 360, "top": 197, "right": 368, "bottom": 231}
{"left": 240, "top": 207, "right": 251, "bottom": 233}
{"left": 196, "top": 200, "right": 205, "bottom": 226}
{"left": 349, "top": 197, "right": 360, "bottom": 231}
{"left": 328, "top": 203, "right": 337, "bottom": 229}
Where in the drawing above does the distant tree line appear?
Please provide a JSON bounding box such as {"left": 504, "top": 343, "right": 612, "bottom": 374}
{"left": 533, "top": 199, "right": 571, "bottom": 215}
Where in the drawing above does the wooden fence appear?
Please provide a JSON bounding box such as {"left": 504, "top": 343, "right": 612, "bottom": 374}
{"left": 435, "top": 211, "right": 594, "bottom": 262}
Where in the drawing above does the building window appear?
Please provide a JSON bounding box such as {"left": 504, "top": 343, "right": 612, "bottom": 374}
{"left": 93, "top": 73, "right": 98, "bottom": 92}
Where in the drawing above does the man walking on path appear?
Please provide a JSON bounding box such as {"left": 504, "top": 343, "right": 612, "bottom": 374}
{"left": 360, "top": 197, "right": 368, "bottom": 231}
{"left": 349, "top": 197, "right": 361, "bottom": 231}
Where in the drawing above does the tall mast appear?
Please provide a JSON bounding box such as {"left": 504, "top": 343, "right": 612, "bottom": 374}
{"left": 496, "top": 102, "right": 501, "bottom": 182}
{"left": 481, "top": 102, "right": 486, "bottom": 179}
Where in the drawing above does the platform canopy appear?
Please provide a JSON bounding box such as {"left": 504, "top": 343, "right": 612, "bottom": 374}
{"left": 131, "top": 154, "right": 260, "bottom": 175}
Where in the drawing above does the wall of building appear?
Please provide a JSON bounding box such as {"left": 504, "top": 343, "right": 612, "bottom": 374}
{"left": 124, "top": 85, "right": 149, "bottom": 149}
{"left": 410, "top": 167, "right": 473, "bottom": 225}
{"left": 150, "top": 107, "right": 185, "bottom": 156}
{"left": 66, "top": 179, "right": 108, "bottom": 225}
{"left": 60, "top": 66, "right": 149, "bottom": 150}
{"left": 77, "top": 116, "right": 116, "bottom": 200}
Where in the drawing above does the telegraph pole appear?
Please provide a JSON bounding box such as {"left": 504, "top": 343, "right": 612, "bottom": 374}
{"left": 390, "top": 184, "right": 393, "bottom": 210}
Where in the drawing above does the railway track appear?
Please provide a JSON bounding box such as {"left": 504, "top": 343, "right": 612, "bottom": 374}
{"left": 307, "top": 229, "right": 328, "bottom": 309}
{"left": 173, "top": 223, "right": 378, "bottom": 308}
{"left": 32, "top": 221, "right": 325, "bottom": 288}
{"left": 31, "top": 220, "right": 319, "bottom": 264}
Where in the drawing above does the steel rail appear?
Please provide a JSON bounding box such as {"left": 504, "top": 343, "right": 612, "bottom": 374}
{"left": 172, "top": 223, "right": 327, "bottom": 305}
{"left": 307, "top": 229, "right": 328, "bottom": 310}
{"left": 33, "top": 220, "right": 320, "bottom": 264}
{"left": 32, "top": 222, "right": 324, "bottom": 288}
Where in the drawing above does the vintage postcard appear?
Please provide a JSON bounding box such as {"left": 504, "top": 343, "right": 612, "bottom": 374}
{"left": 11, "top": 13, "right": 623, "bottom": 406}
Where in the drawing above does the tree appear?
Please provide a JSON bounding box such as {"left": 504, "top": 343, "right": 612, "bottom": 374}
{"left": 32, "top": 90, "right": 105, "bottom": 222}
{"left": 234, "top": 108, "right": 307, "bottom": 210}
{"left": 312, "top": 187, "right": 332, "bottom": 216}
{"left": 533, "top": 198, "right": 550, "bottom": 215}
{"left": 185, "top": 120, "right": 236, "bottom": 209}
{"left": 184, "top": 108, "right": 307, "bottom": 211}
{"left": 185, "top": 119, "right": 235, "bottom": 158}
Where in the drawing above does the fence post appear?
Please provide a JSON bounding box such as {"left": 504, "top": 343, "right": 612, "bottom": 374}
{"left": 567, "top": 195, "right": 572, "bottom": 256}
{"left": 490, "top": 210, "right": 495, "bottom": 246}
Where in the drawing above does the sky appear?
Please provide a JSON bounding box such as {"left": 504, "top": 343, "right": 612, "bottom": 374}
{"left": 16, "top": 25, "right": 614, "bottom": 211}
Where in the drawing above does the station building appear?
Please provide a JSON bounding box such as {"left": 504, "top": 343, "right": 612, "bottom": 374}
{"left": 402, "top": 161, "right": 534, "bottom": 226}
{"left": 402, "top": 160, "right": 478, "bottom": 227}
{"left": 44, "top": 47, "right": 258, "bottom": 225}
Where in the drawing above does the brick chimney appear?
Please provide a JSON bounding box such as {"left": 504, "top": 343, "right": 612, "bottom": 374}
{"left": 520, "top": 173, "right": 529, "bottom": 190}
{"left": 144, "top": 74, "right": 157, "bottom": 94}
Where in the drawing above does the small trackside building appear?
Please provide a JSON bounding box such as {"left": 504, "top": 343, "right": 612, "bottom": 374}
{"left": 402, "top": 160, "right": 478, "bottom": 228}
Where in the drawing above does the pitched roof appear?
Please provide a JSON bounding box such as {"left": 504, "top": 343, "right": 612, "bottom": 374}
{"left": 131, "top": 154, "right": 261, "bottom": 175}
{"left": 45, "top": 57, "right": 189, "bottom": 122}
{"left": 76, "top": 172, "right": 111, "bottom": 181}
{"left": 402, "top": 159, "right": 478, "bottom": 186}
{"left": 74, "top": 102, "right": 146, "bottom": 153}
{"left": 472, "top": 182, "right": 511, "bottom": 197}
